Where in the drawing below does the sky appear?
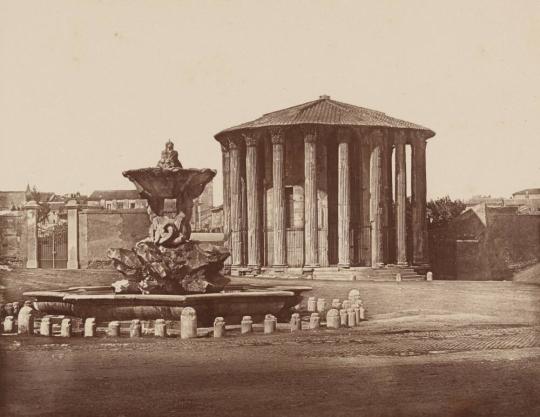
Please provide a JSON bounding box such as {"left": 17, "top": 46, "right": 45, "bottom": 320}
{"left": 1, "top": 0, "right": 539, "bottom": 203}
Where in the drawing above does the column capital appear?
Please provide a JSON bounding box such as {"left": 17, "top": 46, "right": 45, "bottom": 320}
{"left": 243, "top": 134, "right": 258, "bottom": 147}
{"left": 220, "top": 141, "right": 229, "bottom": 153}
{"left": 411, "top": 131, "right": 428, "bottom": 147}
{"left": 368, "top": 128, "right": 385, "bottom": 145}
{"left": 302, "top": 125, "right": 318, "bottom": 143}
{"left": 269, "top": 126, "right": 285, "bottom": 144}
{"left": 227, "top": 137, "right": 242, "bottom": 150}
{"left": 393, "top": 130, "right": 408, "bottom": 145}
{"left": 336, "top": 128, "right": 352, "bottom": 144}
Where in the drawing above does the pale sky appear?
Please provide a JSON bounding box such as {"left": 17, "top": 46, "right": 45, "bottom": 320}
{"left": 1, "top": 0, "right": 539, "bottom": 203}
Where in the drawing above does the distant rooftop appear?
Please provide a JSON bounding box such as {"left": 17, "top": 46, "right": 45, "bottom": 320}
{"left": 513, "top": 188, "right": 540, "bottom": 196}
{"left": 88, "top": 190, "right": 140, "bottom": 201}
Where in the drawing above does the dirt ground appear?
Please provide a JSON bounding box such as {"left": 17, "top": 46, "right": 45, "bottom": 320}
{"left": 1, "top": 269, "right": 540, "bottom": 417}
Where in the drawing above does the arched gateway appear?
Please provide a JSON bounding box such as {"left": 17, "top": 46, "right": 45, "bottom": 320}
{"left": 214, "top": 96, "right": 435, "bottom": 276}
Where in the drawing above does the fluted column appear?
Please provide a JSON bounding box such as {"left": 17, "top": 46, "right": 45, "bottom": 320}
{"left": 412, "top": 133, "right": 428, "bottom": 265}
{"left": 304, "top": 127, "right": 319, "bottom": 268}
{"left": 370, "top": 130, "right": 384, "bottom": 267}
{"left": 381, "top": 140, "right": 393, "bottom": 263}
{"left": 337, "top": 129, "right": 351, "bottom": 267}
{"left": 221, "top": 143, "right": 231, "bottom": 266}
{"left": 360, "top": 141, "right": 372, "bottom": 265}
{"left": 394, "top": 130, "right": 407, "bottom": 265}
{"left": 271, "top": 130, "right": 287, "bottom": 268}
{"left": 228, "top": 138, "right": 243, "bottom": 267}
{"left": 244, "top": 134, "right": 261, "bottom": 270}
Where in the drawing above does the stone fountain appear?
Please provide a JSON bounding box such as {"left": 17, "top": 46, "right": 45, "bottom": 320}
{"left": 24, "top": 141, "right": 311, "bottom": 325}
{"left": 108, "top": 140, "right": 230, "bottom": 295}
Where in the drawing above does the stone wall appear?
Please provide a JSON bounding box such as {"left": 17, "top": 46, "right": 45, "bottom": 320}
{"left": 0, "top": 211, "right": 26, "bottom": 265}
{"left": 78, "top": 208, "right": 150, "bottom": 268}
{"left": 430, "top": 205, "right": 540, "bottom": 280}
{"left": 486, "top": 210, "right": 540, "bottom": 278}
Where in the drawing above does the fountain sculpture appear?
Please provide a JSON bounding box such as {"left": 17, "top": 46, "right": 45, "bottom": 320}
{"left": 108, "top": 140, "right": 230, "bottom": 295}
{"left": 24, "top": 141, "right": 311, "bottom": 325}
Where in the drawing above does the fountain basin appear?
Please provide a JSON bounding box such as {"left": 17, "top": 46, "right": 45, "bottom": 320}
{"left": 23, "top": 284, "right": 312, "bottom": 326}
{"left": 122, "top": 167, "right": 216, "bottom": 199}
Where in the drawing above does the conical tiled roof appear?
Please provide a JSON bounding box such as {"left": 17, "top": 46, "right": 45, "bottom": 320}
{"left": 215, "top": 95, "right": 435, "bottom": 139}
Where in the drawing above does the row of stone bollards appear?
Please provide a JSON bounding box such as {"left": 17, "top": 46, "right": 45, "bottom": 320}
{"left": 1, "top": 306, "right": 201, "bottom": 339}
{"left": 2, "top": 289, "right": 368, "bottom": 339}
{"left": 300, "top": 289, "right": 366, "bottom": 330}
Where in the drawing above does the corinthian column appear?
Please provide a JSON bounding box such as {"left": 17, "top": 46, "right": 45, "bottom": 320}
{"left": 304, "top": 127, "right": 319, "bottom": 268}
{"left": 244, "top": 134, "right": 261, "bottom": 270}
{"left": 271, "top": 128, "right": 287, "bottom": 268}
{"left": 381, "top": 139, "right": 393, "bottom": 264}
{"left": 221, "top": 143, "right": 231, "bottom": 266}
{"left": 370, "top": 130, "right": 384, "bottom": 268}
{"left": 359, "top": 141, "right": 372, "bottom": 265}
{"left": 394, "top": 130, "right": 407, "bottom": 265}
{"left": 412, "top": 133, "right": 428, "bottom": 265}
{"left": 337, "top": 128, "right": 351, "bottom": 268}
{"left": 228, "top": 138, "right": 243, "bottom": 267}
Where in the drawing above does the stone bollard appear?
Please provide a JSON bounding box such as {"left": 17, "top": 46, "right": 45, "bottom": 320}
{"left": 427, "top": 271, "right": 433, "bottom": 281}
{"left": 213, "top": 317, "right": 226, "bottom": 338}
{"left": 241, "top": 316, "right": 253, "bottom": 334}
{"left": 84, "top": 318, "right": 96, "bottom": 337}
{"left": 316, "top": 298, "right": 327, "bottom": 314}
{"left": 396, "top": 273, "right": 402, "bottom": 282}
{"left": 12, "top": 301, "right": 20, "bottom": 317}
{"left": 130, "top": 319, "right": 142, "bottom": 338}
{"left": 60, "top": 318, "right": 72, "bottom": 337}
{"left": 154, "top": 319, "right": 167, "bottom": 337}
{"left": 17, "top": 301, "right": 35, "bottom": 335}
{"left": 309, "top": 313, "right": 320, "bottom": 330}
{"left": 326, "top": 309, "right": 340, "bottom": 329}
{"left": 5, "top": 303, "right": 15, "bottom": 317}
{"left": 342, "top": 300, "right": 352, "bottom": 310}
{"left": 3, "top": 316, "right": 15, "bottom": 333}
{"left": 40, "top": 317, "right": 53, "bottom": 336}
{"left": 359, "top": 306, "right": 366, "bottom": 321}
{"left": 354, "top": 307, "right": 361, "bottom": 325}
{"left": 348, "top": 289, "right": 360, "bottom": 302}
{"left": 307, "top": 297, "right": 317, "bottom": 312}
{"left": 264, "top": 314, "right": 277, "bottom": 334}
{"left": 108, "top": 321, "right": 120, "bottom": 337}
{"left": 347, "top": 309, "right": 357, "bottom": 327}
{"left": 339, "top": 309, "right": 348, "bottom": 327}
{"left": 181, "top": 307, "right": 198, "bottom": 339}
{"left": 331, "top": 299, "right": 342, "bottom": 310}
{"left": 290, "top": 313, "right": 302, "bottom": 332}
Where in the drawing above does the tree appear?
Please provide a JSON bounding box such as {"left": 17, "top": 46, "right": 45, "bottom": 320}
{"left": 427, "top": 196, "right": 466, "bottom": 228}
{"left": 28, "top": 185, "right": 50, "bottom": 223}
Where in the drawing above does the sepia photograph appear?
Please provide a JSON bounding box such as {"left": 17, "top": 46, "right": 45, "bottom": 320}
{"left": 1, "top": 1, "right": 539, "bottom": 416}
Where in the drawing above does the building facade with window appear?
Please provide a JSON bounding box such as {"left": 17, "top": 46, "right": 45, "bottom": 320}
{"left": 88, "top": 190, "right": 147, "bottom": 210}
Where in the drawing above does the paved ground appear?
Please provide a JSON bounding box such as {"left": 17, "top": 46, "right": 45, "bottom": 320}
{"left": 1, "top": 269, "right": 540, "bottom": 417}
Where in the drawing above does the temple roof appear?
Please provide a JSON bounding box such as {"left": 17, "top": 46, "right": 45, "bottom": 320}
{"left": 215, "top": 95, "right": 435, "bottom": 140}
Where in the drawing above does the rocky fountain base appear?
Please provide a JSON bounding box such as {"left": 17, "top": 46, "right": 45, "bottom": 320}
{"left": 24, "top": 141, "right": 311, "bottom": 324}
